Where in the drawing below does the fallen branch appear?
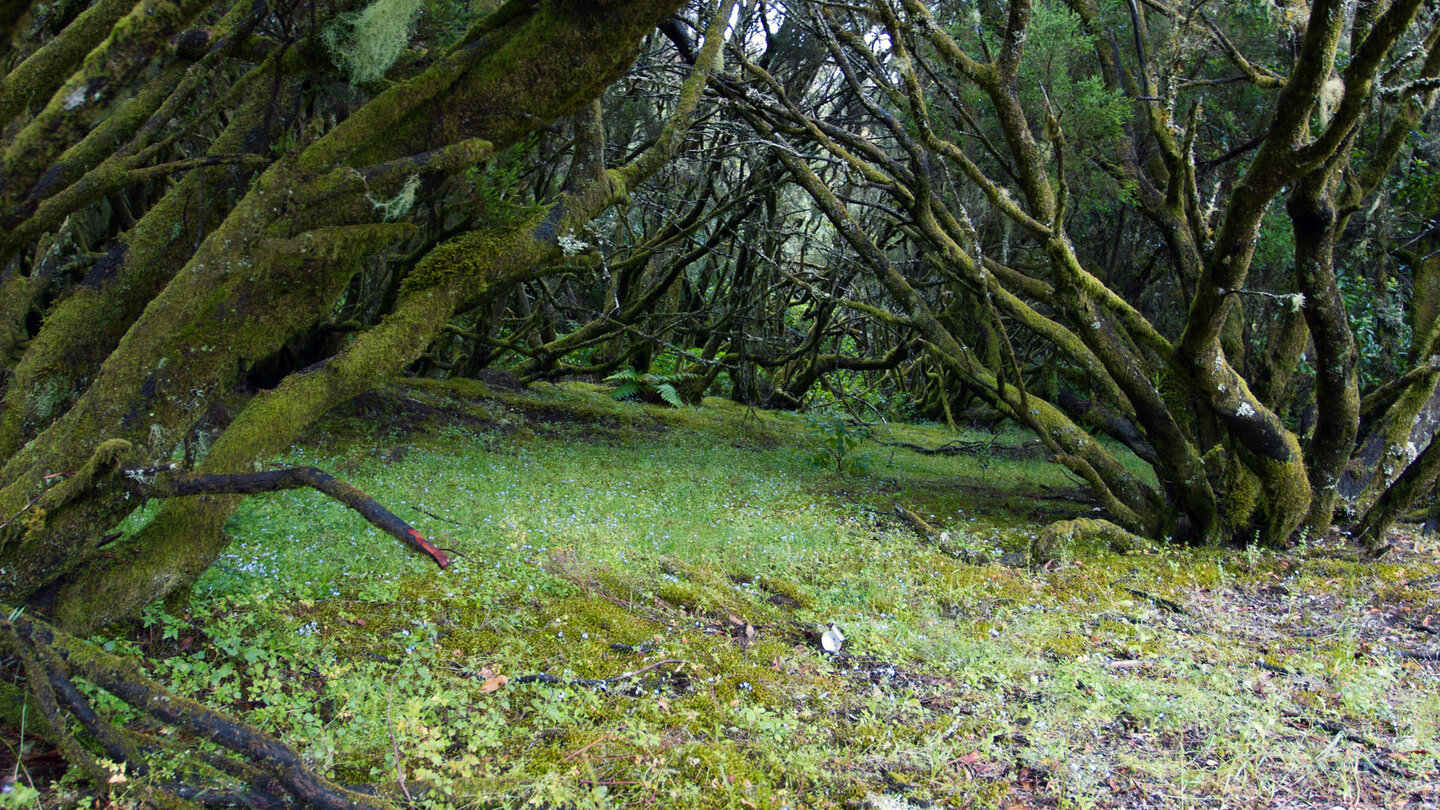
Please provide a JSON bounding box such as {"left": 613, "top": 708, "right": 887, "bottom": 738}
{"left": 892, "top": 504, "right": 939, "bottom": 540}
{"left": 135, "top": 466, "right": 451, "bottom": 568}
{"left": 0, "top": 610, "right": 395, "bottom": 810}
{"left": 887, "top": 502, "right": 1003, "bottom": 564}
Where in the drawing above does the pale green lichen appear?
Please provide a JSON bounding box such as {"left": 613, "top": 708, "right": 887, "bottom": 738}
{"left": 368, "top": 173, "right": 421, "bottom": 221}
{"left": 27, "top": 376, "right": 73, "bottom": 423}
{"left": 321, "top": 0, "right": 424, "bottom": 84}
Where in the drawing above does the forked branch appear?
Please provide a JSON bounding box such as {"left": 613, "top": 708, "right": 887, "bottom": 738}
{"left": 139, "top": 467, "right": 453, "bottom": 569}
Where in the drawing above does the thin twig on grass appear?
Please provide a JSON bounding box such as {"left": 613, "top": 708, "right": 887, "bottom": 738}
{"left": 386, "top": 682, "right": 413, "bottom": 803}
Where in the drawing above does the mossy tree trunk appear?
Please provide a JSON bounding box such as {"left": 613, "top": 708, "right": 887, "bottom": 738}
{"left": 0, "top": 0, "right": 701, "bottom": 634}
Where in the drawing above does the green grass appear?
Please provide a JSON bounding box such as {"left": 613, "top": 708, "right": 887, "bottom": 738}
{"left": 93, "top": 380, "right": 1440, "bottom": 809}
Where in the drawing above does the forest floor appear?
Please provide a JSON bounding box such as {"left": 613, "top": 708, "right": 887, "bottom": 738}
{"left": 34, "top": 377, "right": 1440, "bottom": 808}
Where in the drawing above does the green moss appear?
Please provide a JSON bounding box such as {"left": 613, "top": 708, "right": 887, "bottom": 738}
{"left": 58, "top": 378, "right": 1439, "bottom": 808}
{"left": 1221, "top": 457, "right": 1262, "bottom": 539}
{"left": 1037, "top": 634, "right": 1089, "bottom": 659}
{"left": 401, "top": 204, "right": 553, "bottom": 294}
{"left": 1032, "top": 517, "right": 1143, "bottom": 564}
{"left": 654, "top": 583, "right": 704, "bottom": 612}
{"left": 756, "top": 575, "right": 810, "bottom": 609}
{"left": 25, "top": 375, "right": 74, "bottom": 424}
{"left": 0, "top": 90, "right": 275, "bottom": 470}
{"left": 19, "top": 439, "right": 134, "bottom": 545}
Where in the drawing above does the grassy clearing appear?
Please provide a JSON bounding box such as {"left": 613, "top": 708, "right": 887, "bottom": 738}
{"left": 85, "top": 379, "right": 1440, "bottom": 808}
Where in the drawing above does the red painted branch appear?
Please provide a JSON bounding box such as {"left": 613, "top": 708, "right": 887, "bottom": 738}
{"left": 138, "top": 466, "right": 451, "bottom": 568}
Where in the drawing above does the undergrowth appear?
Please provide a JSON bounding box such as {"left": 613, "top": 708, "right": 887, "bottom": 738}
{"left": 71, "top": 380, "right": 1440, "bottom": 809}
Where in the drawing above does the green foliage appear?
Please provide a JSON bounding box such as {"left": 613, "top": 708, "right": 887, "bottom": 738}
{"left": 797, "top": 411, "right": 872, "bottom": 475}
{"left": 605, "top": 367, "right": 695, "bottom": 407}
{"left": 1015, "top": 2, "right": 1129, "bottom": 155}
{"left": 77, "top": 382, "right": 1440, "bottom": 808}
{"left": 463, "top": 146, "right": 547, "bottom": 230}
{"left": 0, "top": 782, "right": 40, "bottom": 808}
{"left": 1339, "top": 268, "right": 1409, "bottom": 388}
{"left": 1251, "top": 204, "right": 1297, "bottom": 278}
{"left": 1394, "top": 154, "right": 1439, "bottom": 216}
{"left": 321, "top": 0, "right": 425, "bottom": 84}
{"left": 805, "top": 354, "right": 914, "bottom": 419}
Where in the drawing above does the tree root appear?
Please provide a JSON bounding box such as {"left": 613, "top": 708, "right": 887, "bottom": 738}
{"left": 874, "top": 438, "right": 998, "bottom": 456}
{"left": 0, "top": 609, "right": 395, "bottom": 809}
{"left": 1033, "top": 517, "right": 1145, "bottom": 563}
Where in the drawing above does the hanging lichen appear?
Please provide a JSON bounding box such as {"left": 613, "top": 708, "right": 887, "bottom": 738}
{"left": 321, "top": 0, "right": 424, "bottom": 84}
{"left": 368, "top": 173, "right": 421, "bottom": 221}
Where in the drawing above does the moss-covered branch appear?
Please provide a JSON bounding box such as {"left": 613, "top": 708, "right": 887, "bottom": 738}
{"left": 35, "top": 0, "right": 728, "bottom": 628}
{"left": 0, "top": 0, "right": 219, "bottom": 218}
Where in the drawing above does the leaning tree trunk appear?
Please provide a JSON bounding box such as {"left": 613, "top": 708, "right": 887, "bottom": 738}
{"left": 0, "top": 0, "right": 696, "bottom": 633}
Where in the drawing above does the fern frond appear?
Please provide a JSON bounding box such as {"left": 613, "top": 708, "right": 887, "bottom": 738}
{"left": 605, "top": 368, "right": 643, "bottom": 383}
{"left": 612, "top": 382, "right": 641, "bottom": 401}
{"left": 656, "top": 383, "right": 684, "bottom": 408}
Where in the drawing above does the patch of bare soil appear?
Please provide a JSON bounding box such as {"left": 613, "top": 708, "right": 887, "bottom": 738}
{"left": 472, "top": 368, "right": 528, "bottom": 393}
{"left": 1083, "top": 530, "right": 1440, "bottom": 809}
{"left": 1215, "top": 530, "right": 1440, "bottom": 665}
{"left": 318, "top": 387, "right": 502, "bottom": 440}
